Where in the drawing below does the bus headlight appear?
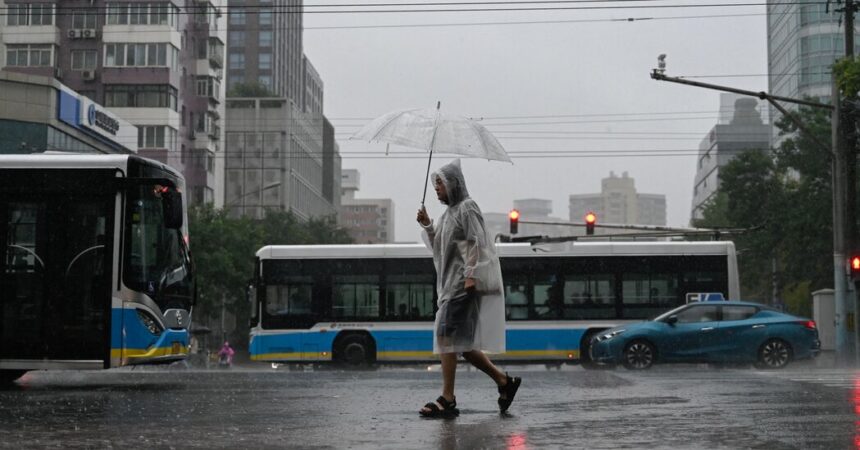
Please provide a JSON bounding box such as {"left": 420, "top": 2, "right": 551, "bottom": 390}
{"left": 136, "top": 309, "right": 163, "bottom": 335}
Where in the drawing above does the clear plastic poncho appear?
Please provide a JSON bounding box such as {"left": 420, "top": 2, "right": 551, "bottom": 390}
{"left": 421, "top": 159, "right": 506, "bottom": 354}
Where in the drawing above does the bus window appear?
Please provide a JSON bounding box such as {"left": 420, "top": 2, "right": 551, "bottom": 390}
{"left": 385, "top": 274, "right": 434, "bottom": 320}
{"left": 332, "top": 275, "right": 380, "bottom": 319}
{"left": 503, "top": 278, "right": 529, "bottom": 320}
{"left": 266, "top": 277, "right": 313, "bottom": 316}
{"left": 621, "top": 273, "right": 679, "bottom": 319}
{"left": 534, "top": 271, "right": 615, "bottom": 319}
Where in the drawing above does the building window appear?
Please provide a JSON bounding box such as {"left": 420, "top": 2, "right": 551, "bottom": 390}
{"left": 229, "top": 53, "right": 245, "bottom": 70}
{"left": 259, "top": 31, "right": 272, "bottom": 47}
{"left": 196, "top": 76, "right": 221, "bottom": 99}
{"left": 105, "top": 43, "right": 177, "bottom": 68}
{"left": 104, "top": 84, "right": 178, "bottom": 110}
{"left": 259, "top": 9, "right": 272, "bottom": 26}
{"left": 106, "top": 3, "right": 179, "bottom": 28}
{"left": 71, "top": 50, "right": 98, "bottom": 70}
{"left": 5, "top": 44, "right": 53, "bottom": 67}
{"left": 7, "top": 4, "right": 54, "bottom": 26}
{"left": 71, "top": 9, "right": 98, "bottom": 28}
{"left": 259, "top": 53, "right": 271, "bottom": 70}
{"left": 137, "top": 126, "right": 177, "bottom": 151}
{"left": 229, "top": 8, "right": 245, "bottom": 25}
{"left": 258, "top": 75, "right": 272, "bottom": 89}
{"left": 229, "top": 31, "right": 245, "bottom": 47}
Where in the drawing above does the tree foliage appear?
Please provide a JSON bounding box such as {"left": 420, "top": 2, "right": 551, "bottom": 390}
{"left": 226, "top": 81, "right": 276, "bottom": 98}
{"left": 188, "top": 206, "right": 352, "bottom": 348}
{"left": 695, "top": 104, "right": 833, "bottom": 316}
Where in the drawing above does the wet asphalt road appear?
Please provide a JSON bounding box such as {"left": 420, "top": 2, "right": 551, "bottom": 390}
{"left": 1, "top": 360, "right": 859, "bottom": 449}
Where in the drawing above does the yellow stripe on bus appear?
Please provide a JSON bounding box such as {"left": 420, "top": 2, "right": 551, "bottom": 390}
{"left": 110, "top": 346, "right": 188, "bottom": 359}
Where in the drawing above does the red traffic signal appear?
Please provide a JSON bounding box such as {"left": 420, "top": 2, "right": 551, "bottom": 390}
{"left": 509, "top": 209, "right": 520, "bottom": 234}
{"left": 585, "top": 212, "right": 596, "bottom": 235}
{"left": 850, "top": 256, "right": 860, "bottom": 278}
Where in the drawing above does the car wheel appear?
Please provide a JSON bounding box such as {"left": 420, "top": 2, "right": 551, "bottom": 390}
{"left": 756, "top": 338, "right": 792, "bottom": 370}
{"left": 622, "top": 340, "right": 655, "bottom": 370}
{"left": 335, "top": 334, "right": 376, "bottom": 367}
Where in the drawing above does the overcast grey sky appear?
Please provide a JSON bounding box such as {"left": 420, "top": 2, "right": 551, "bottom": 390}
{"left": 301, "top": 1, "right": 769, "bottom": 242}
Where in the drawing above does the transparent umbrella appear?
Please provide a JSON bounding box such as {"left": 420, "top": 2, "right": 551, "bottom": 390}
{"left": 351, "top": 103, "right": 511, "bottom": 204}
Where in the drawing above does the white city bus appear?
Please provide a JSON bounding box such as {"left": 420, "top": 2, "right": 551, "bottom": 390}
{"left": 0, "top": 154, "right": 195, "bottom": 383}
{"left": 248, "top": 241, "right": 739, "bottom": 367}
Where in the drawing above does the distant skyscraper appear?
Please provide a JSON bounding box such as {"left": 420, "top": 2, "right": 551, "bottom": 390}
{"left": 226, "top": 0, "right": 303, "bottom": 100}
{"left": 691, "top": 96, "right": 770, "bottom": 222}
{"left": 767, "top": 1, "right": 855, "bottom": 143}
{"left": 569, "top": 172, "right": 666, "bottom": 226}
{"left": 0, "top": 0, "right": 228, "bottom": 206}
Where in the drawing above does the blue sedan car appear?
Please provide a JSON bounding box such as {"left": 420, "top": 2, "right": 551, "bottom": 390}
{"left": 589, "top": 301, "right": 821, "bottom": 370}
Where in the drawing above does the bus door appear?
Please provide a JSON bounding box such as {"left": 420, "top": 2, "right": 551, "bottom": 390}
{"left": 0, "top": 170, "right": 114, "bottom": 364}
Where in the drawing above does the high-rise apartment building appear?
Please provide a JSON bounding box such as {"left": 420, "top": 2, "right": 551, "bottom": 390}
{"left": 339, "top": 169, "right": 395, "bottom": 243}
{"left": 0, "top": 0, "right": 228, "bottom": 206}
{"left": 226, "top": 0, "right": 302, "bottom": 100}
{"left": 569, "top": 172, "right": 666, "bottom": 226}
{"left": 691, "top": 96, "right": 770, "bottom": 222}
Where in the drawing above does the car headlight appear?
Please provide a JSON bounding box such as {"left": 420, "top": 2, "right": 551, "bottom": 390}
{"left": 598, "top": 329, "right": 626, "bottom": 341}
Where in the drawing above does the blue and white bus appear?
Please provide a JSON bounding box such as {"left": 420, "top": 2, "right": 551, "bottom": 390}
{"left": 0, "top": 154, "right": 195, "bottom": 383}
{"left": 249, "top": 241, "right": 739, "bottom": 366}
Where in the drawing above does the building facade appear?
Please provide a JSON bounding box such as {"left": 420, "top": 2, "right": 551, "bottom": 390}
{"left": 767, "top": 0, "right": 857, "bottom": 143}
{"left": 224, "top": 97, "right": 336, "bottom": 219}
{"left": 339, "top": 169, "right": 395, "bottom": 244}
{"left": 569, "top": 172, "right": 666, "bottom": 226}
{"left": 0, "top": 0, "right": 228, "bottom": 206}
{"left": 226, "top": 0, "right": 302, "bottom": 100}
{"left": 0, "top": 71, "right": 138, "bottom": 154}
{"left": 691, "top": 96, "right": 771, "bottom": 222}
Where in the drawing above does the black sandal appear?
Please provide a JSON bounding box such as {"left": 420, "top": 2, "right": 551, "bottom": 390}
{"left": 498, "top": 373, "right": 521, "bottom": 413}
{"left": 419, "top": 395, "right": 460, "bottom": 418}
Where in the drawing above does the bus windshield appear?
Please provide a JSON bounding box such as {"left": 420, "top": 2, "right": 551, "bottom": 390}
{"left": 123, "top": 184, "right": 193, "bottom": 310}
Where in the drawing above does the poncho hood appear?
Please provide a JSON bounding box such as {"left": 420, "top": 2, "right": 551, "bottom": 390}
{"left": 433, "top": 159, "right": 470, "bottom": 206}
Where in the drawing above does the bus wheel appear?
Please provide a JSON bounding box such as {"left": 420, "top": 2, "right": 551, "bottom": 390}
{"left": 0, "top": 370, "right": 25, "bottom": 385}
{"left": 335, "top": 334, "right": 376, "bottom": 367}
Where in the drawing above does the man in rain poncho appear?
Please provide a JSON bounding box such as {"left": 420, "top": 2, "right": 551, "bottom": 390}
{"left": 416, "top": 159, "right": 522, "bottom": 418}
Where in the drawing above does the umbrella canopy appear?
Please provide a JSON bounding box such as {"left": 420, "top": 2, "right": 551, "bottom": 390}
{"left": 351, "top": 108, "right": 511, "bottom": 163}
{"left": 351, "top": 106, "right": 511, "bottom": 204}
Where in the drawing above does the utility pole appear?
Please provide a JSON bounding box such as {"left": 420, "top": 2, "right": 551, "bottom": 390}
{"left": 832, "top": 0, "right": 859, "bottom": 364}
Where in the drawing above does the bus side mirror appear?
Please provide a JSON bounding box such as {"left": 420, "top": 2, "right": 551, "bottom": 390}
{"left": 666, "top": 315, "right": 678, "bottom": 326}
{"left": 162, "top": 190, "right": 183, "bottom": 229}
{"left": 247, "top": 281, "right": 258, "bottom": 326}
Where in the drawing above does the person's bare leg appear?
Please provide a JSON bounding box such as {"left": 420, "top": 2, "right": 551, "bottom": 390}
{"left": 421, "top": 352, "right": 459, "bottom": 414}
{"left": 440, "top": 352, "right": 458, "bottom": 401}
{"left": 462, "top": 350, "right": 507, "bottom": 388}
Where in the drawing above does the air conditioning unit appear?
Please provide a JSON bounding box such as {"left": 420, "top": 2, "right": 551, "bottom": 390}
{"left": 68, "top": 29, "right": 80, "bottom": 39}
{"left": 82, "top": 29, "right": 97, "bottom": 39}
{"left": 81, "top": 70, "right": 96, "bottom": 81}
{"left": 54, "top": 67, "right": 63, "bottom": 79}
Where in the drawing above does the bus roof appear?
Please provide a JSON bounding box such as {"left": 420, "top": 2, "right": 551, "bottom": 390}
{"left": 0, "top": 153, "right": 181, "bottom": 179}
{"left": 256, "top": 241, "right": 737, "bottom": 260}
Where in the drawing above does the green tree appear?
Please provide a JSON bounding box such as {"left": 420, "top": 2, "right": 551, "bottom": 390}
{"left": 695, "top": 104, "right": 833, "bottom": 316}
{"left": 188, "top": 206, "right": 352, "bottom": 349}
{"left": 226, "top": 81, "right": 275, "bottom": 98}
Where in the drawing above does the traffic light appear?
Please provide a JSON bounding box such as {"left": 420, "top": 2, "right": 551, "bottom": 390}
{"left": 850, "top": 255, "right": 860, "bottom": 279}
{"left": 585, "top": 212, "right": 596, "bottom": 235}
{"left": 509, "top": 209, "right": 520, "bottom": 234}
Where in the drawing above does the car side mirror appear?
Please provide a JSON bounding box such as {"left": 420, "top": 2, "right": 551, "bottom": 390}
{"left": 666, "top": 315, "right": 678, "bottom": 325}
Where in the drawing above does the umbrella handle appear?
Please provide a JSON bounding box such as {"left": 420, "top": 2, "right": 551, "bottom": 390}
{"left": 421, "top": 148, "right": 434, "bottom": 205}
